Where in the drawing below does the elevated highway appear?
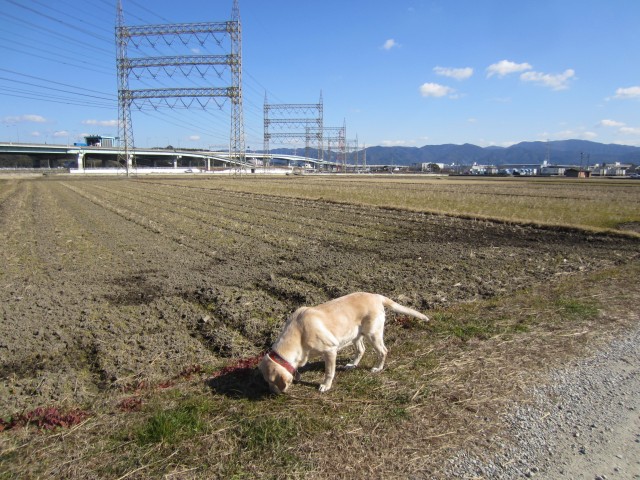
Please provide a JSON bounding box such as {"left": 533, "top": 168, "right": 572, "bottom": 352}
{"left": 0, "top": 142, "right": 339, "bottom": 172}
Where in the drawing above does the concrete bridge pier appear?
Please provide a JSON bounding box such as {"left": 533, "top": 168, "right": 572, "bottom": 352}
{"left": 76, "top": 151, "right": 84, "bottom": 172}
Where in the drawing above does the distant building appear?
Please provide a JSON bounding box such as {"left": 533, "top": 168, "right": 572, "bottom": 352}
{"left": 540, "top": 165, "right": 570, "bottom": 176}
{"left": 592, "top": 162, "right": 631, "bottom": 176}
{"left": 564, "top": 168, "right": 591, "bottom": 178}
{"left": 469, "top": 164, "right": 498, "bottom": 175}
{"left": 84, "top": 135, "right": 116, "bottom": 147}
{"left": 496, "top": 164, "right": 540, "bottom": 175}
{"left": 420, "top": 162, "right": 445, "bottom": 172}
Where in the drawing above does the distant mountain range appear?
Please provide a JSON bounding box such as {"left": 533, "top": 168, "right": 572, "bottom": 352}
{"left": 272, "top": 140, "right": 640, "bottom": 166}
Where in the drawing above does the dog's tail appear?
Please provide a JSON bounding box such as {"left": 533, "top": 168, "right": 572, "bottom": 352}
{"left": 381, "top": 296, "right": 429, "bottom": 322}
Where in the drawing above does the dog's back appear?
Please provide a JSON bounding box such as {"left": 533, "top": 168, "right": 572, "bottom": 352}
{"left": 315, "top": 292, "right": 428, "bottom": 323}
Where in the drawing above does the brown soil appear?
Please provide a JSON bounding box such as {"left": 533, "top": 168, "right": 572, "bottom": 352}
{"left": 1, "top": 177, "right": 638, "bottom": 415}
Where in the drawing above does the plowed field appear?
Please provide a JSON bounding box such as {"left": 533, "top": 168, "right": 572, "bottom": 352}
{"left": 1, "top": 176, "right": 637, "bottom": 414}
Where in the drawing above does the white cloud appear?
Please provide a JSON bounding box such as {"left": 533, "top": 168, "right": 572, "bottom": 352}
{"left": 82, "top": 119, "right": 118, "bottom": 127}
{"left": 381, "top": 139, "right": 408, "bottom": 146}
{"left": 520, "top": 69, "right": 576, "bottom": 90}
{"left": 188, "top": 135, "right": 201, "bottom": 141}
{"left": 30, "top": 131, "right": 41, "bottom": 137}
{"left": 486, "top": 60, "right": 532, "bottom": 78}
{"left": 542, "top": 129, "right": 597, "bottom": 141}
{"left": 382, "top": 38, "right": 399, "bottom": 51}
{"left": 598, "top": 119, "right": 625, "bottom": 128}
{"left": 613, "top": 86, "right": 640, "bottom": 99}
{"left": 476, "top": 139, "right": 518, "bottom": 148}
{"left": 419, "top": 82, "right": 456, "bottom": 98}
{"left": 433, "top": 66, "right": 473, "bottom": 80}
{"left": 2, "top": 114, "right": 47, "bottom": 124}
{"left": 53, "top": 130, "right": 69, "bottom": 137}
{"left": 619, "top": 126, "right": 640, "bottom": 136}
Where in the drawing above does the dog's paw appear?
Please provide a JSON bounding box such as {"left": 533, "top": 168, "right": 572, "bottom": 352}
{"left": 371, "top": 367, "right": 383, "bottom": 373}
{"left": 318, "top": 384, "right": 331, "bottom": 393}
{"left": 344, "top": 363, "right": 357, "bottom": 370}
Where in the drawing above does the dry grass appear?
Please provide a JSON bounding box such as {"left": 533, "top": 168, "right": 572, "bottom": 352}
{"left": 165, "top": 175, "right": 640, "bottom": 234}
{"left": 1, "top": 260, "right": 638, "bottom": 479}
{"left": 1, "top": 175, "right": 639, "bottom": 478}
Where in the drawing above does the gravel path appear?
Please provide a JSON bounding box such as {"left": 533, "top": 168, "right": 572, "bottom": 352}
{"left": 444, "top": 323, "right": 640, "bottom": 479}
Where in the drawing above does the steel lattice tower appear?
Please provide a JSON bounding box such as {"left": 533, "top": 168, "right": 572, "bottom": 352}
{"left": 229, "top": 0, "right": 245, "bottom": 172}
{"left": 339, "top": 119, "right": 347, "bottom": 170}
{"left": 305, "top": 125, "right": 345, "bottom": 168}
{"left": 264, "top": 92, "right": 323, "bottom": 166}
{"left": 116, "top": 0, "right": 245, "bottom": 175}
{"left": 116, "top": 1, "right": 133, "bottom": 174}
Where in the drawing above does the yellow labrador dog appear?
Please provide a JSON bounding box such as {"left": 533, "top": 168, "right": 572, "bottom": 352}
{"left": 259, "top": 292, "right": 429, "bottom": 394}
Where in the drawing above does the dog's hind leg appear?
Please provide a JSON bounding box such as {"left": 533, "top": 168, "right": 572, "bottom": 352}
{"left": 345, "top": 336, "right": 365, "bottom": 370}
{"left": 367, "top": 331, "right": 388, "bottom": 373}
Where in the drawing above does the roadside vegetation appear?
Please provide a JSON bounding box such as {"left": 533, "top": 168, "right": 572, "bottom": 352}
{"left": 0, "top": 175, "right": 638, "bottom": 478}
{"left": 3, "top": 261, "right": 636, "bottom": 478}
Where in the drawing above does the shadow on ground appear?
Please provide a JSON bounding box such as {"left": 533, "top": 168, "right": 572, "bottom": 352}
{"left": 205, "top": 360, "right": 330, "bottom": 399}
{"left": 205, "top": 368, "right": 271, "bottom": 400}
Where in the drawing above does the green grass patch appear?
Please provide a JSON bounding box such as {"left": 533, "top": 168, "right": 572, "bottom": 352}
{"left": 135, "top": 399, "right": 209, "bottom": 445}
{"left": 554, "top": 297, "right": 600, "bottom": 320}
{"left": 234, "top": 415, "right": 299, "bottom": 452}
{"left": 341, "top": 372, "right": 383, "bottom": 396}
{"left": 429, "top": 309, "right": 506, "bottom": 341}
{"left": 219, "top": 409, "right": 325, "bottom": 477}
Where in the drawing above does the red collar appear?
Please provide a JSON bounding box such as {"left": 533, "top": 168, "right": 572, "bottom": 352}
{"left": 267, "top": 350, "right": 297, "bottom": 376}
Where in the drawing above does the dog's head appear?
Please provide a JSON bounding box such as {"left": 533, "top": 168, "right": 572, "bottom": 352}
{"left": 258, "top": 354, "right": 294, "bottom": 394}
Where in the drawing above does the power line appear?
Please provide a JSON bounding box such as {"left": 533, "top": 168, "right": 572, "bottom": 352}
{"left": 0, "top": 88, "right": 116, "bottom": 109}
{"left": 1, "top": 1, "right": 292, "bottom": 153}
{"left": 0, "top": 33, "right": 109, "bottom": 70}
{"left": 5, "top": 0, "right": 113, "bottom": 44}
{"left": 2, "top": 45, "right": 113, "bottom": 75}
{"left": 29, "top": 0, "right": 114, "bottom": 36}
{"left": 0, "top": 76, "right": 115, "bottom": 101}
{"left": 0, "top": 68, "right": 116, "bottom": 97}
{"left": 2, "top": 11, "right": 113, "bottom": 56}
{"left": 137, "top": 109, "right": 229, "bottom": 142}
{"left": 1, "top": 41, "right": 114, "bottom": 75}
{"left": 127, "top": 0, "right": 173, "bottom": 23}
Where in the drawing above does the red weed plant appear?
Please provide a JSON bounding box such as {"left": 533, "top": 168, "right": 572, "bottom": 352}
{"left": 0, "top": 406, "right": 89, "bottom": 432}
{"left": 210, "top": 354, "right": 263, "bottom": 379}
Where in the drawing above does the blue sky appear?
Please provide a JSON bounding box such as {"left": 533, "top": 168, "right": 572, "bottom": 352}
{"left": 2, "top": 0, "right": 640, "bottom": 150}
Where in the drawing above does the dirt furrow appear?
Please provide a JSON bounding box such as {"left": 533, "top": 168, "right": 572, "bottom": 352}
{"left": 135, "top": 179, "right": 412, "bottom": 238}
{"left": 2, "top": 178, "right": 639, "bottom": 416}
{"left": 112, "top": 180, "right": 401, "bottom": 248}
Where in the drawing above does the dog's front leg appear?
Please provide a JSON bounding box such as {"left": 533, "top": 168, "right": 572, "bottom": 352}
{"left": 318, "top": 349, "right": 337, "bottom": 393}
